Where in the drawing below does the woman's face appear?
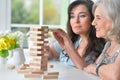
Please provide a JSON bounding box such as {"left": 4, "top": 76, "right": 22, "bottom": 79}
{"left": 92, "top": 5, "right": 112, "bottom": 39}
{"left": 70, "top": 5, "right": 91, "bottom": 35}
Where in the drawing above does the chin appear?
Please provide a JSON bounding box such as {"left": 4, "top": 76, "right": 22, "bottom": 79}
{"left": 96, "top": 34, "right": 101, "bottom": 38}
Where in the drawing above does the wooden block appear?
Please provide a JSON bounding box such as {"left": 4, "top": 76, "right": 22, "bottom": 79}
{"left": 19, "top": 65, "right": 26, "bottom": 70}
{"left": 48, "top": 65, "right": 54, "bottom": 68}
{"left": 30, "top": 67, "right": 47, "bottom": 71}
{"left": 29, "top": 51, "right": 46, "bottom": 54}
{"left": 33, "top": 43, "right": 44, "bottom": 46}
{"left": 43, "top": 75, "right": 58, "bottom": 79}
{"left": 49, "top": 28, "right": 58, "bottom": 32}
{"left": 29, "top": 60, "right": 48, "bottom": 66}
{"left": 41, "top": 67, "right": 48, "bottom": 71}
{"left": 29, "top": 37, "right": 44, "bottom": 41}
{"left": 7, "top": 65, "right": 15, "bottom": 70}
{"left": 29, "top": 68, "right": 43, "bottom": 72}
{"left": 32, "top": 57, "right": 48, "bottom": 62}
{"left": 33, "top": 41, "right": 48, "bottom": 45}
{"left": 30, "top": 53, "right": 44, "bottom": 56}
{"left": 37, "top": 33, "right": 47, "bottom": 36}
{"left": 22, "top": 64, "right": 29, "bottom": 67}
{"left": 30, "top": 50, "right": 46, "bottom": 54}
{"left": 30, "top": 32, "right": 48, "bottom": 37}
{"left": 17, "top": 68, "right": 30, "bottom": 73}
{"left": 47, "top": 72, "right": 59, "bottom": 75}
{"left": 37, "top": 36, "right": 48, "bottom": 39}
{"left": 30, "top": 48, "right": 44, "bottom": 51}
{"left": 31, "top": 71, "right": 44, "bottom": 74}
{"left": 32, "top": 40, "right": 48, "bottom": 44}
{"left": 19, "top": 64, "right": 29, "bottom": 70}
{"left": 30, "top": 63, "right": 48, "bottom": 68}
{"left": 29, "top": 36, "right": 45, "bottom": 40}
{"left": 36, "top": 36, "right": 47, "bottom": 39}
{"left": 30, "top": 26, "right": 48, "bottom": 31}
{"left": 31, "top": 55, "right": 48, "bottom": 59}
{"left": 24, "top": 73, "right": 42, "bottom": 78}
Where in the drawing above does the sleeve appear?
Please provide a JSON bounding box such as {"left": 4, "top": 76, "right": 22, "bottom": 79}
{"left": 53, "top": 41, "right": 63, "bottom": 54}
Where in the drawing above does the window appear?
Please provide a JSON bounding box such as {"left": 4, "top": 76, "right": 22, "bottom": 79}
{"left": 9, "top": 0, "right": 69, "bottom": 48}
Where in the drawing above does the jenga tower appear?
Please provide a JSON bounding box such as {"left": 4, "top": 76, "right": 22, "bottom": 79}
{"left": 17, "top": 26, "right": 59, "bottom": 79}
{"left": 29, "top": 26, "right": 49, "bottom": 72}
{"left": 21, "top": 26, "right": 49, "bottom": 78}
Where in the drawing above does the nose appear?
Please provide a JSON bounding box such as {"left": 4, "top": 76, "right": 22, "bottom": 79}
{"left": 75, "top": 16, "right": 80, "bottom": 23}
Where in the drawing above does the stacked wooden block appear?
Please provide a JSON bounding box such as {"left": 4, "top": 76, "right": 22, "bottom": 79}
{"left": 17, "top": 26, "right": 59, "bottom": 80}
{"left": 29, "top": 26, "right": 49, "bottom": 72}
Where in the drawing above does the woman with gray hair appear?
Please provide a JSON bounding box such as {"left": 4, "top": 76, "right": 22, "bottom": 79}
{"left": 84, "top": 0, "right": 120, "bottom": 80}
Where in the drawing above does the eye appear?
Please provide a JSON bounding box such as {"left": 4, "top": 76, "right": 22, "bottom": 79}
{"left": 70, "top": 15, "right": 75, "bottom": 19}
{"left": 96, "top": 17, "right": 101, "bottom": 20}
{"left": 95, "top": 15, "right": 101, "bottom": 20}
{"left": 79, "top": 15, "right": 86, "bottom": 18}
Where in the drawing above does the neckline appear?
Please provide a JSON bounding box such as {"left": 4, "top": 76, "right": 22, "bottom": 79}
{"left": 105, "top": 46, "right": 120, "bottom": 57}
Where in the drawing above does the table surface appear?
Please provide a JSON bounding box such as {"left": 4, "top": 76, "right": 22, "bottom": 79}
{"left": 0, "top": 60, "right": 101, "bottom": 80}
{"left": 0, "top": 49, "right": 101, "bottom": 80}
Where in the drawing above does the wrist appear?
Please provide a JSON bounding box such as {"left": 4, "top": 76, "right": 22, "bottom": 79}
{"left": 96, "top": 65, "right": 100, "bottom": 76}
{"left": 96, "top": 63, "right": 105, "bottom": 76}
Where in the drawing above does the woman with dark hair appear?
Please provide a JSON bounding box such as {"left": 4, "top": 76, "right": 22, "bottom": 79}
{"left": 48, "top": 0, "right": 105, "bottom": 69}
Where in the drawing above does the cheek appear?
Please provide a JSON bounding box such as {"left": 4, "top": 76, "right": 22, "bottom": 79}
{"left": 96, "top": 29, "right": 106, "bottom": 38}
{"left": 82, "top": 19, "right": 91, "bottom": 30}
{"left": 70, "top": 19, "right": 74, "bottom": 27}
{"left": 96, "top": 26, "right": 108, "bottom": 38}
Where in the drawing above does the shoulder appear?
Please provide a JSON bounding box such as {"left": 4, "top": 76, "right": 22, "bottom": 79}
{"left": 115, "top": 47, "right": 120, "bottom": 64}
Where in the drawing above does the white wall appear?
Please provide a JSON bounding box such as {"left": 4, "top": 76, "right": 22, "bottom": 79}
{"left": 0, "top": 0, "right": 10, "bottom": 32}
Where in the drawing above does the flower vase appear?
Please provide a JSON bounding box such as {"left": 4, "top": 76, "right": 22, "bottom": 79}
{"left": 0, "top": 57, "right": 7, "bottom": 64}
{"left": 7, "top": 48, "right": 25, "bottom": 66}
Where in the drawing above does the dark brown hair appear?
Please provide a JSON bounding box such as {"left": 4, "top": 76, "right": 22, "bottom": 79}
{"left": 66, "top": 0, "right": 106, "bottom": 58}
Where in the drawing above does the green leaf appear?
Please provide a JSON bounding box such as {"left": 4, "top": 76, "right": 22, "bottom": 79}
{"left": 0, "top": 50, "right": 9, "bottom": 58}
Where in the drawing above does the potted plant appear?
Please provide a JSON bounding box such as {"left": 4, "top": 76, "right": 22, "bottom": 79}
{"left": 0, "top": 31, "right": 25, "bottom": 64}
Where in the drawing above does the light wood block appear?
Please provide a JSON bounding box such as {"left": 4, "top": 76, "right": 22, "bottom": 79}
{"left": 7, "top": 65, "right": 15, "bottom": 70}
{"left": 29, "top": 37, "right": 44, "bottom": 41}
{"left": 43, "top": 75, "right": 58, "bottom": 79}
{"left": 47, "top": 72, "right": 59, "bottom": 75}
{"left": 49, "top": 28, "right": 58, "bottom": 32}
{"left": 48, "top": 65, "right": 54, "bottom": 68}
{"left": 30, "top": 26, "right": 48, "bottom": 31}
{"left": 30, "top": 48, "right": 44, "bottom": 51}
{"left": 31, "top": 71, "right": 44, "bottom": 74}
{"left": 17, "top": 68, "right": 30, "bottom": 73}
{"left": 24, "top": 73, "right": 42, "bottom": 78}
{"left": 30, "top": 67, "right": 47, "bottom": 71}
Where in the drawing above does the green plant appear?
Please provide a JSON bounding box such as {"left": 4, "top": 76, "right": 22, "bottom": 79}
{"left": 0, "top": 31, "right": 24, "bottom": 58}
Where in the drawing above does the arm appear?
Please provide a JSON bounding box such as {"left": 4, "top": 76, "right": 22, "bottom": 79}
{"left": 98, "top": 54, "right": 120, "bottom": 80}
{"left": 84, "top": 53, "right": 103, "bottom": 74}
{"left": 84, "top": 53, "right": 120, "bottom": 80}
{"left": 53, "top": 29, "right": 88, "bottom": 69}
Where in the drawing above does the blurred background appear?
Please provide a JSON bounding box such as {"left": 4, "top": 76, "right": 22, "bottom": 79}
{"left": 0, "top": 0, "right": 96, "bottom": 48}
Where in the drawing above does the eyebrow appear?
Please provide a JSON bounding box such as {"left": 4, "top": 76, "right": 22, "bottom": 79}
{"left": 95, "top": 15, "right": 101, "bottom": 17}
{"left": 70, "top": 12, "right": 87, "bottom": 15}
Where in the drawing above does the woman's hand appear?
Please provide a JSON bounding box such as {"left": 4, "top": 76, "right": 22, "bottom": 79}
{"left": 84, "top": 64, "right": 96, "bottom": 74}
{"left": 53, "top": 29, "right": 73, "bottom": 50}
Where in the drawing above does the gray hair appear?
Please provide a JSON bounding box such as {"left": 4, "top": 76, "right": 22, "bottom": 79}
{"left": 92, "top": 0, "right": 120, "bottom": 44}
